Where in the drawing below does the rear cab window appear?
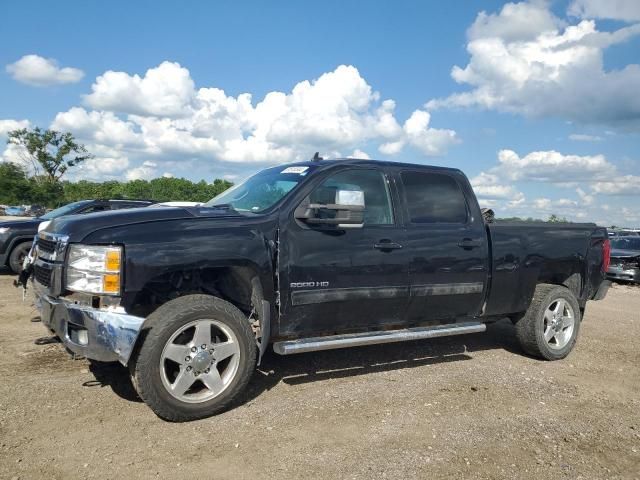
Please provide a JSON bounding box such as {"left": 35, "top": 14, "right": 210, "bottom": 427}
{"left": 400, "top": 171, "right": 468, "bottom": 224}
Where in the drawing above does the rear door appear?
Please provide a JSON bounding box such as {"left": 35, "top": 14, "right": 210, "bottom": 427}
{"left": 396, "top": 169, "right": 489, "bottom": 324}
{"left": 278, "top": 166, "right": 410, "bottom": 336}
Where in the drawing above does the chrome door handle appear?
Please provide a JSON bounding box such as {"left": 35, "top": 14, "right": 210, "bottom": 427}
{"left": 374, "top": 241, "right": 403, "bottom": 250}
{"left": 458, "top": 238, "right": 482, "bottom": 249}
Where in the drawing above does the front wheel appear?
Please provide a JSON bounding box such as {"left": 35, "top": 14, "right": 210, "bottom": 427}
{"left": 8, "top": 242, "right": 31, "bottom": 274}
{"left": 130, "top": 295, "right": 257, "bottom": 421}
{"left": 514, "top": 284, "right": 581, "bottom": 360}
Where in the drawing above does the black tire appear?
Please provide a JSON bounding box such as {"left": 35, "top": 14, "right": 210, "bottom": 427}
{"left": 130, "top": 294, "right": 257, "bottom": 421}
{"left": 8, "top": 242, "right": 31, "bottom": 274}
{"left": 514, "top": 284, "right": 581, "bottom": 360}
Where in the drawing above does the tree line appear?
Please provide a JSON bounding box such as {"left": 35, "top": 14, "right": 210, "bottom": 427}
{"left": 1, "top": 127, "right": 232, "bottom": 207}
{"left": 0, "top": 162, "right": 232, "bottom": 207}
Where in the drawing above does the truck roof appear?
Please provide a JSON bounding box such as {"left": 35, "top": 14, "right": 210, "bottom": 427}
{"left": 278, "top": 158, "right": 464, "bottom": 175}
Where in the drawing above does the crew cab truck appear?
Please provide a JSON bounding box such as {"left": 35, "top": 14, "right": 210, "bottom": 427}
{"left": 31, "top": 159, "right": 611, "bottom": 421}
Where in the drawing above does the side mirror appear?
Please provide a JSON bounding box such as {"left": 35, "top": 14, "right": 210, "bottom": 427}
{"left": 295, "top": 189, "right": 365, "bottom": 228}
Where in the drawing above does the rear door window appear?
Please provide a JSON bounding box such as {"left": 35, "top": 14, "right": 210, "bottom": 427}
{"left": 401, "top": 171, "right": 467, "bottom": 224}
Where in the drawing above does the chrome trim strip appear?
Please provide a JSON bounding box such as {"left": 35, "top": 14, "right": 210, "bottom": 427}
{"left": 291, "top": 286, "right": 407, "bottom": 306}
{"left": 410, "top": 282, "right": 484, "bottom": 296}
{"left": 273, "top": 322, "right": 486, "bottom": 355}
{"left": 290, "top": 282, "right": 484, "bottom": 306}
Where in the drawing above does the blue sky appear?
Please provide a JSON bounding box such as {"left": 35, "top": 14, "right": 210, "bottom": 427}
{"left": 1, "top": 0, "right": 639, "bottom": 225}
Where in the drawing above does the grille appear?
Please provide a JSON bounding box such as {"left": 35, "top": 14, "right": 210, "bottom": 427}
{"left": 38, "top": 238, "right": 57, "bottom": 254}
{"left": 34, "top": 265, "right": 52, "bottom": 287}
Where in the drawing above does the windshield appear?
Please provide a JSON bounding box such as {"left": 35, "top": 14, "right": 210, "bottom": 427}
{"left": 204, "top": 165, "right": 313, "bottom": 212}
{"left": 40, "top": 200, "right": 92, "bottom": 220}
{"left": 611, "top": 237, "right": 640, "bottom": 250}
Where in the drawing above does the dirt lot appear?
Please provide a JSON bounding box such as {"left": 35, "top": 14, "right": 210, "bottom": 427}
{"left": 0, "top": 271, "right": 638, "bottom": 480}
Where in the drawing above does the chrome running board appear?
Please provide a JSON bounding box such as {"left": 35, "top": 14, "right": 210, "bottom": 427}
{"left": 273, "top": 322, "right": 486, "bottom": 355}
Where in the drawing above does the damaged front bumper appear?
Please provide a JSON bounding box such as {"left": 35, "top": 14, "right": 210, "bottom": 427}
{"left": 35, "top": 287, "right": 145, "bottom": 365}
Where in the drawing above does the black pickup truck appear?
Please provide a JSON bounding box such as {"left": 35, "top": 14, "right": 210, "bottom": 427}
{"left": 31, "top": 159, "right": 610, "bottom": 421}
{"left": 1, "top": 199, "right": 153, "bottom": 273}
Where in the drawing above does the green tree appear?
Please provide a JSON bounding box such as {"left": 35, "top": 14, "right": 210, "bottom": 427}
{"left": 548, "top": 214, "right": 569, "bottom": 223}
{"left": 7, "top": 127, "right": 92, "bottom": 182}
{"left": 0, "top": 163, "right": 32, "bottom": 204}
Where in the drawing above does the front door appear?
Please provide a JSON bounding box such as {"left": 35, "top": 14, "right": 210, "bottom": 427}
{"left": 278, "top": 167, "right": 410, "bottom": 336}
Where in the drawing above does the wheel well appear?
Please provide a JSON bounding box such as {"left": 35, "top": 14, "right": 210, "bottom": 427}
{"left": 130, "top": 266, "right": 262, "bottom": 320}
{"left": 560, "top": 273, "right": 582, "bottom": 300}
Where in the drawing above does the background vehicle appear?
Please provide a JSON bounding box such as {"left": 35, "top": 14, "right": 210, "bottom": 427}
{"left": 4, "top": 206, "right": 27, "bottom": 216}
{"left": 26, "top": 204, "right": 46, "bottom": 217}
{"left": 607, "top": 236, "right": 640, "bottom": 283}
{"left": 32, "top": 159, "right": 610, "bottom": 421}
{"left": 0, "top": 199, "right": 153, "bottom": 273}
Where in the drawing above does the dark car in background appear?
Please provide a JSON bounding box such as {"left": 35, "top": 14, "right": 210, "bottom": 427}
{"left": 0, "top": 199, "right": 153, "bottom": 273}
{"left": 607, "top": 236, "right": 640, "bottom": 283}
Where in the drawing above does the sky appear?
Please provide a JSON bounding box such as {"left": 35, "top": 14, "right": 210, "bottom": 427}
{"left": 1, "top": 0, "right": 639, "bottom": 226}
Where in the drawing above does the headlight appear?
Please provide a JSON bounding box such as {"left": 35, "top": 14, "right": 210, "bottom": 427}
{"left": 0, "top": 227, "right": 10, "bottom": 234}
{"left": 66, "top": 244, "right": 122, "bottom": 295}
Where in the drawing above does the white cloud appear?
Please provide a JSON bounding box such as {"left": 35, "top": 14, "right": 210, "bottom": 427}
{"left": 6, "top": 54, "right": 84, "bottom": 86}
{"left": 470, "top": 171, "right": 525, "bottom": 210}
{"left": 427, "top": 1, "right": 640, "bottom": 130}
{"left": 0, "top": 119, "right": 30, "bottom": 137}
{"left": 568, "top": 133, "right": 602, "bottom": 141}
{"left": 84, "top": 61, "right": 195, "bottom": 117}
{"left": 348, "top": 149, "right": 371, "bottom": 159}
{"left": 568, "top": 0, "right": 640, "bottom": 22}
{"left": 44, "top": 63, "right": 457, "bottom": 177}
{"left": 402, "top": 110, "right": 459, "bottom": 156}
{"left": 471, "top": 148, "right": 640, "bottom": 225}
{"left": 70, "top": 156, "right": 130, "bottom": 181}
{"left": 496, "top": 149, "right": 615, "bottom": 182}
{"left": 126, "top": 160, "right": 158, "bottom": 181}
{"left": 591, "top": 175, "right": 640, "bottom": 195}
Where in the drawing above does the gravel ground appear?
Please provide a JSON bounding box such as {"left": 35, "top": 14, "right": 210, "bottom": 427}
{"left": 0, "top": 271, "right": 638, "bottom": 480}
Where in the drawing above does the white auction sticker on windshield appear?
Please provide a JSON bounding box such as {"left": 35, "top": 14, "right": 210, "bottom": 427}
{"left": 281, "top": 166, "right": 309, "bottom": 174}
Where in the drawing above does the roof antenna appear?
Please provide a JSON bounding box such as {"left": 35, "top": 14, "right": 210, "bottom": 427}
{"left": 311, "top": 152, "right": 323, "bottom": 162}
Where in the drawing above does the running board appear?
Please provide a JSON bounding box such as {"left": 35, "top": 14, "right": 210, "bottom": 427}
{"left": 273, "top": 322, "right": 486, "bottom": 355}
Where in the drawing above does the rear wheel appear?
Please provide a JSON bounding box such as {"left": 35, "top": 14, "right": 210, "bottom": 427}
{"left": 8, "top": 242, "right": 31, "bottom": 274}
{"left": 515, "top": 284, "right": 581, "bottom": 360}
{"left": 130, "top": 294, "right": 257, "bottom": 421}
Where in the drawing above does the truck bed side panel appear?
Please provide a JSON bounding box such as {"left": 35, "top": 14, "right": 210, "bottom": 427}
{"left": 484, "top": 223, "right": 604, "bottom": 317}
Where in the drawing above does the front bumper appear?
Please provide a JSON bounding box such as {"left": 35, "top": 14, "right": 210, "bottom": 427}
{"left": 607, "top": 265, "right": 640, "bottom": 283}
{"left": 36, "top": 289, "right": 145, "bottom": 365}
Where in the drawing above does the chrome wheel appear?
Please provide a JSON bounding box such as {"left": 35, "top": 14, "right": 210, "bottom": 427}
{"left": 543, "top": 298, "right": 575, "bottom": 350}
{"left": 160, "top": 319, "right": 240, "bottom": 403}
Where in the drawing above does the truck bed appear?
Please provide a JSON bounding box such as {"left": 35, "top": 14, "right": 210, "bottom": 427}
{"left": 483, "top": 222, "right": 608, "bottom": 317}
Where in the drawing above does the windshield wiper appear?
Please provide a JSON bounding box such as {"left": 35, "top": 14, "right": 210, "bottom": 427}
{"left": 209, "top": 203, "right": 239, "bottom": 212}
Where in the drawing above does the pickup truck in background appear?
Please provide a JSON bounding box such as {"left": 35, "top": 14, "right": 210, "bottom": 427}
{"left": 0, "top": 199, "right": 153, "bottom": 273}
{"left": 31, "top": 158, "right": 610, "bottom": 421}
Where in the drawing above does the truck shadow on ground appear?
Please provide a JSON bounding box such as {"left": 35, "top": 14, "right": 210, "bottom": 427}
{"left": 84, "top": 319, "right": 522, "bottom": 410}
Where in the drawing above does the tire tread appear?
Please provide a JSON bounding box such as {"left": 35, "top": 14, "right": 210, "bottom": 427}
{"left": 131, "top": 294, "right": 256, "bottom": 422}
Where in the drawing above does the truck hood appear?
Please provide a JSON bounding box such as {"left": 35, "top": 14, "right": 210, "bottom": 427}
{"left": 0, "top": 218, "right": 40, "bottom": 229}
{"left": 44, "top": 206, "right": 247, "bottom": 242}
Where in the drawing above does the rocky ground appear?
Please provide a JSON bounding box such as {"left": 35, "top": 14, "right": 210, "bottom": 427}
{"left": 0, "top": 271, "right": 638, "bottom": 479}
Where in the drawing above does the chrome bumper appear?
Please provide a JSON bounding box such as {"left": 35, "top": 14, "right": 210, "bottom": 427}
{"left": 607, "top": 265, "right": 640, "bottom": 283}
{"left": 36, "top": 290, "right": 145, "bottom": 365}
